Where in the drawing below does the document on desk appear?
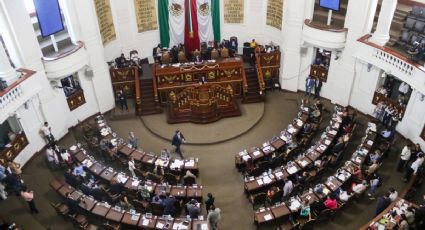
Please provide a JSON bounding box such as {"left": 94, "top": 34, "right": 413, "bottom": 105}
{"left": 324, "top": 139, "right": 331, "bottom": 146}
{"left": 242, "top": 155, "right": 251, "bottom": 161}
{"left": 131, "top": 214, "right": 140, "bottom": 221}
{"left": 257, "top": 179, "right": 264, "bottom": 185}
{"left": 287, "top": 166, "right": 298, "bottom": 174}
{"left": 299, "top": 160, "right": 308, "bottom": 167}
{"left": 156, "top": 222, "right": 164, "bottom": 228}
{"left": 131, "top": 180, "right": 140, "bottom": 187}
{"left": 264, "top": 214, "right": 273, "bottom": 221}
{"left": 275, "top": 171, "right": 283, "bottom": 178}
{"left": 263, "top": 176, "right": 272, "bottom": 184}
{"left": 253, "top": 151, "right": 261, "bottom": 156}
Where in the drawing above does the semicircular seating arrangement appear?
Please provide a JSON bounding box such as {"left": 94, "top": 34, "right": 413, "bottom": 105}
{"left": 235, "top": 102, "right": 323, "bottom": 174}
{"left": 243, "top": 106, "right": 345, "bottom": 196}
{"left": 253, "top": 122, "right": 389, "bottom": 229}
{"left": 48, "top": 114, "right": 207, "bottom": 230}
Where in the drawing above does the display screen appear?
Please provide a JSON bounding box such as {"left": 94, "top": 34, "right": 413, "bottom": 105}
{"left": 319, "top": 0, "right": 340, "bottom": 11}
{"left": 33, "top": 0, "right": 64, "bottom": 37}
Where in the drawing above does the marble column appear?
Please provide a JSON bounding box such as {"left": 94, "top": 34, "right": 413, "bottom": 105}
{"left": 370, "top": 0, "right": 397, "bottom": 46}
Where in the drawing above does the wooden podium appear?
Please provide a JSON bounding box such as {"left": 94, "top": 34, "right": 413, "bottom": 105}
{"left": 167, "top": 83, "right": 241, "bottom": 124}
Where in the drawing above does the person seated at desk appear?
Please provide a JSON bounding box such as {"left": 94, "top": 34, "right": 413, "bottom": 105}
{"left": 352, "top": 165, "right": 365, "bottom": 180}
{"left": 115, "top": 53, "right": 129, "bottom": 68}
{"left": 352, "top": 180, "right": 368, "bottom": 195}
{"left": 314, "top": 57, "right": 322, "bottom": 65}
{"left": 186, "top": 199, "right": 201, "bottom": 219}
{"left": 250, "top": 39, "right": 257, "bottom": 48}
{"left": 314, "top": 100, "right": 323, "bottom": 112}
{"left": 109, "top": 176, "right": 124, "bottom": 194}
{"left": 381, "top": 128, "right": 395, "bottom": 142}
{"left": 184, "top": 170, "right": 196, "bottom": 179}
{"left": 338, "top": 189, "right": 352, "bottom": 202}
{"left": 60, "top": 149, "right": 73, "bottom": 165}
{"left": 296, "top": 171, "right": 309, "bottom": 185}
{"left": 65, "top": 192, "right": 84, "bottom": 215}
{"left": 137, "top": 182, "right": 151, "bottom": 201}
{"left": 368, "top": 150, "right": 381, "bottom": 165}
{"left": 332, "top": 138, "right": 345, "bottom": 155}
{"left": 64, "top": 168, "right": 82, "bottom": 188}
{"left": 152, "top": 192, "right": 166, "bottom": 204}
{"left": 162, "top": 192, "right": 178, "bottom": 217}
{"left": 366, "top": 160, "right": 379, "bottom": 176}
{"left": 161, "top": 148, "right": 171, "bottom": 160}
{"left": 72, "top": 162, "right": 87, "bottom": 178}
{"left": 299, "top": 199, "right": 312, "bottom": 221}
{"left": 302, "top": 122, "right": 312, "bottom": 134}
{"left": 324, "top": 194, "right": 338, "bottom": 210}
{"left": 118, "top": 192, "right": 134, "bottom": 210}
{"left": 7, "top": 161, "right": 21, "bottom": 176}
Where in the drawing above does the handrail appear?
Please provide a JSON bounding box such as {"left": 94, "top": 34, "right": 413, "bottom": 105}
{"left": 357, "top": 34, "right": 425, "bottom": 73}
{"left": 256, "top": 64, "right": 265, "bottom": 91}
{"left": 133, "top": 66, "right": 142, "bottom": 116}
{"left": 240, "top": 60, "right": 248, "bottom": 93}
{"left": 304, "top": 19, "right": 348, "bottom": 33}
{"left": 42, "top": 41, "right": 85, "bottom": 62}
{"left": 152, "top": 65, "right": 159, "bottom": 102}
{"left": 0, "top": 69, "right": 35, "bottom": 97}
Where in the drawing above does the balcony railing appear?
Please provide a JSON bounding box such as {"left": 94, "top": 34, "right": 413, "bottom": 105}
{"left": 302, "top": 19, "right": 348, "bottom": 49}
{"left": 0, "top": 132, "right": 29, "bottom": 165}
{"left": 355, "top": 34, "right": 425, "bottom": 95}
{"left": 0, "top": 69, "right": 35, "bottom": 109}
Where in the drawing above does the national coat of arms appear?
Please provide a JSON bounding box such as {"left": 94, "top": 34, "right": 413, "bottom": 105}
{"left": 169, "top": 3, "right": 183, "bottom": 16}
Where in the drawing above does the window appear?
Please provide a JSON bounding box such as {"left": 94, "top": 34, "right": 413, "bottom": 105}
{"left": 0, "top": 116, "right": 23, "bottom": 151}
{"left": 23, "top": 0, "right": 73, "bottom": 57}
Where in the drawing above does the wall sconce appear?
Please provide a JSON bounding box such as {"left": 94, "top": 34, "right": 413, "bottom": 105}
{"left": 49, "top": 80, "right": 63, "bottom": 89}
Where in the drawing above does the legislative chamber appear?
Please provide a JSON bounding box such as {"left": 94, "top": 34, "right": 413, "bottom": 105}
{"left": 2, "top": 0, "right": 425, "bottom": 230}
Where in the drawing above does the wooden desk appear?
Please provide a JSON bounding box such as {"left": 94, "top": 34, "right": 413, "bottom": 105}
{"left": 186, "top": 186, "right": 203, "bottom": 200}
{"left": 325, "top": 176, "right": 342, "bottom": 192}
{"left": 154, "top": 185, "right": 171, "bottom": 196}
{"left": 270, "top": 204, "right": 291, "bottom": 220}
{"left": 106, "top": 208, "right": 125, "bottom": 223}
{"left": 299, "top": 191, "right": 319, "bottom": 205}
{"left": 99, "top": 169, "right": 116, "bottom": 182}
{"left": 254, "top": 208, "right": 275, "bottom": 224}
{"left": 155, "top": 217, "right": 174, "bottom": 230}
{"left": 130, "top": 150, "right": 145, "bottom": 161}
{"left": 119, "top": 145, "right": 135, "bottom": 157}
{"left": 170, "top": 186, "right": 187, "bottom": 198}
{"left": 173, "top": 218, "right": 192, "bottom": 230}
{"left": 50, "top": 179, "right": 64, "bottom": 191}
{"left": 138, "top": 215, "right": 157, "bottom": 229}
{"left": 79, "top": 196, "right": 97, "bottom": 211}
{"left": 58, "top": 184, "right": 74, "bottom": 197}
{"left": 90, "top": 162, "right": 106, "bottom": 176}
{"left": 122, "top": 212, "right": 141, "bottom": 226}
{"left": 92, "top": 203, "right": 111, "bottom": 217}
{"left": 270, "top": 138, "right": 285, "bottom": 150}
{"left": 192, "top": 219, "right": 208, "bottom": 230}
{"left": 74, "top": 151, "right": 88, "bottom": 162}
{"left": 124, "top": 177, "right": 140, "bottom": 191}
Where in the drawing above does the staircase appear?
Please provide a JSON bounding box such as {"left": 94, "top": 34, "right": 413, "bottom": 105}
{"left": 242, "top": 67, "right": 263, "bottom": 103}
{"left": 139, "top": 78, "right": 163, "bottom": 116}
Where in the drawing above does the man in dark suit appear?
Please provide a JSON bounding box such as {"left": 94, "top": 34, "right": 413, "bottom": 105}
{"left": 172, "top": 130, "right": 185, "bottom": 159}
{"left": 375, "top": 192, "right": 391, "bottom": 216}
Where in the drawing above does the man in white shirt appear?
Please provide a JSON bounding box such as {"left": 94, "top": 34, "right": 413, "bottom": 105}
{"left": 46, "top": 146, "right": 59, "bottom": 169}
{"left": 398, "top": 144, "right": 411, "bottom": 172}
{"left": 128, "top": 157, "right": 136, "bottom": 178}
{"left": 339, "top": 190, "right": 351, "bottom": 202}
{"left": 352, "top": 180, "right": 367, "bottom": 194}
{"left": 388, "top": 188, "right": 398, "bottom": 201}
{"left": 404, "top": 153, "right": 424, "bottom": 182}
{"left": 40, "top": 122, "right": 54, "bottom": 144}
{"left": 398, "top": 82, "right": 410, "bottom": 95}
{"left": 283, "top": 179, "right": 293, "bottom": 197}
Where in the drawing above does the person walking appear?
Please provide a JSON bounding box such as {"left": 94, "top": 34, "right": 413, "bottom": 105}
{"left": 207, "top": 206, "right": 221, "bottom": 230}
{"left": 314, "top": 79, "right": 322, "bottom": 99}
{"left": 20, "top": 186, "right": 39, "bottom": 214}
{"left": 117, "top": 90, "right": 128, "bottom": 111}
{"left": 205, "top": 193, "right": 215, "bottom": 213}
{"left": 171, "top": 130, "right": 186, "bottom": 159}
{"left": 128, "top": 132, "right": 138, "bottom": 149}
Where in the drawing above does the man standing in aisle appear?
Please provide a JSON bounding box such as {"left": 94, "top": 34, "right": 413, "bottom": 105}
{"left": 172, "top": 130, "right": 185, "bottom": 159}
{"left": 128, "top": 157, "right": 136, "bottom": 178}
{"left": 305, "top": 76, "right": 315, "bottom": 97}
{"left": 40, "top": 122, "right": 55, "bottom": 144}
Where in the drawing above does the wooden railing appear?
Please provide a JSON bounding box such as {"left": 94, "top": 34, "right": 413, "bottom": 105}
{"left": 0, "top": 132, "right": 28, "bottom": 165}
{"left": 256, "top": 64, "right": 265, "bottom": 91}
{"left": 134, "top": 67, "right": 142, "bottom": 116}
{"left": 255, "top": 52, "right": 281, "bottom": 90}
{"left": 310, "top": 64, "right": 329, "bottom": 82}
{"left": 241, "top": 65, "right": 248, "bottom": 93}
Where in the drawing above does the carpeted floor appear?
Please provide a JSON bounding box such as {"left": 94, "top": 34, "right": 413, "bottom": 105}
{"left": 0, "top": 91, "right": 418, "bottom": 230}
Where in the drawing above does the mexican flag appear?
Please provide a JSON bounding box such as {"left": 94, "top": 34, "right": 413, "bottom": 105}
{"left": 158, "top": 0, "right": 221, "bottom": 52}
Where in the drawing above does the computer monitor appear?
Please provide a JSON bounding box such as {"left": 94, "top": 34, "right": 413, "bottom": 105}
{"left": 319, "top": 0, "right": 340, "bottom": 11}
